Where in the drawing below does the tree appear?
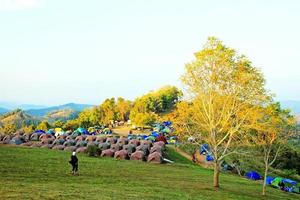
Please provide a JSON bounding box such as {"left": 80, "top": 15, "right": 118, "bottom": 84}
{"left": 99, "top": 98, "right": 117, "bottom": 125}
{"left": 133, "top": 112, "right": 158, "bottom": 127}
{"left": 115, "top": 97, "right": 132, "bottom": 121}
{"left": 251, "top": 103, "right": 296, "bottom": 195}
{"left": 36, "top": 121, "right": 51, "bottom": 131}
{"left": 77, "top": 107, "right": 100, "bottom": 127}
{"left": 181, "top": 37, "right": 270, "bottom": 188}
{"left": 1, "top": 123, "right": 17, "bottom": 135}
{"left": 130, "top": 86, "right": 182, "bottom": 126}
{"left": 53, "top": 120, "right": 64, "bottom": 128}
{"left": 23, "top": 124, "right": 35, "bottom": 134}
{"left": 63, "top": 119, "right": 79, "bottom": 131}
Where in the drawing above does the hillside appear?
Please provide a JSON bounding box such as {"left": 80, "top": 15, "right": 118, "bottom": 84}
{"left": 45, "top": 109, "right": 79, "bottom": 122}
{"left": 0, "top": 109, "right": 39, "bottom": 128}
{"left": 26, "top": 103, "right": 93, "bottom": 117}
{"left": 0, "top": 145, "right": 298, "bottom": 200}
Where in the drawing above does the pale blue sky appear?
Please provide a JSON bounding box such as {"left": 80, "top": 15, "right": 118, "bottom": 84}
{"left": 0, "top": 0, "right": 300, "bottom": 106}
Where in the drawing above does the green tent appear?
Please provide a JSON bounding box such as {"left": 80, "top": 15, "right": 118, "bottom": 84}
{"left": 271, "top": 177, "right": 283, "bottom": 188}
{"left": 292, "top": 185, "right": 300, "bottom": 194}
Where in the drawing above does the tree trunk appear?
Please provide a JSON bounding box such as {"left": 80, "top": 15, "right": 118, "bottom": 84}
{"left": 262, "top": 162, "right": 268, "bottom": 196}
{"left": 213, "top": 161, "right": 220, "bottom": 188}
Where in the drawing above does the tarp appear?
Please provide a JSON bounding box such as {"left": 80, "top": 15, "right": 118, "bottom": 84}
{"left": 246, "top": 171, "right": 261, "bottom": 180}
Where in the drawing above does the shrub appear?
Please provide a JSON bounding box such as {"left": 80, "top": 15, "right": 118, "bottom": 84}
{"left": 87, "top": 145, "right": 101, "bottom": 157}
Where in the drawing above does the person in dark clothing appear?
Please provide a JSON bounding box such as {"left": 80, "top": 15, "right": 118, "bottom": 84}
{"left": 69, "top": 151, "right": 78, "bottom": 175}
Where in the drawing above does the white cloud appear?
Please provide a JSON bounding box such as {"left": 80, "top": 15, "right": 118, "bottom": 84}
{"left": 0, "top": 0, "right": 40, "bottom": 11}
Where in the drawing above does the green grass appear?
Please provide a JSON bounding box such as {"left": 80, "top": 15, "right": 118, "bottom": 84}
{"left": 0, "top": 145, "right": 298, "bottom": 200}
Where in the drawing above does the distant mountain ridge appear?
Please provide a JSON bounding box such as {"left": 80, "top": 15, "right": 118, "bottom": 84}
{"left": 0, "top": 107, "right": 10, "bottom": 114}
{"left": 25, "top": 103, "right": 93, "bottom": 117}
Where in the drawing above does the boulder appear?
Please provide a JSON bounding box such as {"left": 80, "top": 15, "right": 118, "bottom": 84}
{"left": 76, "top": 140, "right": 88, "bottom": 148}
{"left": 75, "top": 135, "right": 86, "bottom": 142}
{"left": 63, "top": 140, "right": 76, "bottom": 147}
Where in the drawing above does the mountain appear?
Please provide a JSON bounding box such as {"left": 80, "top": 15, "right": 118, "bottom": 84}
{"left": 0, "top": 107, "right": 10, "bottom": 115}
{"left": 280, "top": 100, "right": 300, "bottom": 114}
{"left": 26, "top": 103, "right": 93, "bottom": 117}
{"left": 0, "top": 101, "right": 47, "bottom": 110}
{"left": 45, "top": 109, "right": 79, "bottom": 122}
{"left": 0, "top": 109, "right": 39, "bottom": 128}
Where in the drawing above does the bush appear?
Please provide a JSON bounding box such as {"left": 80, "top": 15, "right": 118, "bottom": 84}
{"left": 87, "top": 145, "right": 101, "bottom": 157}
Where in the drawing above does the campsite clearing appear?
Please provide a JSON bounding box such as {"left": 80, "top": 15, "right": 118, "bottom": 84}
{"left": 0, "top": 145, "right": 298, "bottom": 200}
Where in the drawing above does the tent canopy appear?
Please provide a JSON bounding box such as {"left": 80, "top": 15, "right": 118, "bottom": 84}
{"left": 246, "top": 171, "right": 261, "bottom": 180}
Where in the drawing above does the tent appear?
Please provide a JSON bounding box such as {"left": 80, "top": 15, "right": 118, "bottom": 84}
{"left": 200, "top": 144, "right": 210, "bottom": 155}
{"left": 271, "top": 177, "right": 284, "bottom": 188}
{"left": 151, "top": 131, "right": 160, "bottom": 138}
{"left": 292, "top": 185, "right": 300, "bottom": 194}
{"left": 266, "top": 176, "right": 275, "bottom": 185}
{"left": 246, "top": 171, "right": 261, "bottom": 180}
{"left": 206, "top": 154, "right": 214, "bottom": 161}
{"left": 47, "top": 129, "right": 55, "bottom": 135}
{"left": 33, "top": 130, "right": 46, "bottom": 135}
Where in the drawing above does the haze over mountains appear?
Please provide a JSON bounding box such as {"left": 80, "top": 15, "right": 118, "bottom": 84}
{"left": 0, "top": 103, "right": 94, "bottom": 126}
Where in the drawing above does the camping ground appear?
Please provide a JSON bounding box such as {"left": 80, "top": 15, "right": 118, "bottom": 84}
{"left": 0, "top": 145, "right": 298, "bottom": 200}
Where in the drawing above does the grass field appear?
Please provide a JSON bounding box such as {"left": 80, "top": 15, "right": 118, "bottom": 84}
{"left": 0, "top": 145, "right": 298, "bottom": 200}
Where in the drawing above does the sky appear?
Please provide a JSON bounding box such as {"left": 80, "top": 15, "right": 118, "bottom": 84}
{"left": 0, "top": 0, "right": 300, "bottom": 106}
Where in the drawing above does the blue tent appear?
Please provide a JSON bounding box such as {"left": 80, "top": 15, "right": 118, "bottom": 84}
{"left": 206, "top": 154, "right": 214, "bottom": 161}
{"left": 246, "top": 171, "right": 261, "bottom": 180}
{"left": 200, "top": 144, "right": 210, "bottom": 155}
{"left": 266, "top": 176, "right": 275, "bottom": 185}
{"left": 163, "top": 121, "right": 172, "bottom": 127}
{"left": 151, "top": 131, "right": 160, "bottom": 138}
{"left": 34, "top": 130, "right": 46, "bottom": 135}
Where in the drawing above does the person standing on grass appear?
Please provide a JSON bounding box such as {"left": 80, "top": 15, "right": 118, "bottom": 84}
{"left": 69, "top": 151, "right": 78, "bottom": 175}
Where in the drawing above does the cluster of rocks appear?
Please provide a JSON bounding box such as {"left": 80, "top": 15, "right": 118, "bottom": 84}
{"left": 0, "top": 132, "right": 166, "bottom": 164}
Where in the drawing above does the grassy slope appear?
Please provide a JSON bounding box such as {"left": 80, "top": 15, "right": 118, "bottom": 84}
{"left": 0, "top": 145, "right": 298, "bottom": 200}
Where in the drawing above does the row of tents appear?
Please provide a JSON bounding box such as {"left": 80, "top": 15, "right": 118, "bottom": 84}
{"left": 245, "top": 171, "right": 300, "bottom": 194}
